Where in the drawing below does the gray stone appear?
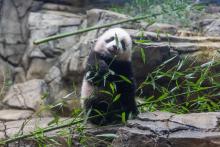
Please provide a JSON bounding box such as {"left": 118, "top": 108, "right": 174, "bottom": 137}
{"left": 170, "top": 112, "right": 220, "bottom": 129}
{"left": 0, "top": 109, "right": 33, "bottom": 121}
{"left": 0, "top": 0, "right": 23, "bottom": 44}
{"left": 204, "top": 19, "right": 220, "bottom": 36}
{"left": 86, "top": 9, "right": 147, "bottom": 30}
{"left": 113, "top": 112, "right": 220, "bottom": 147}
{"left": 14, "top": 67, "right": 26, "bottom": 83}
{"left": 41, "top": 3, "right": 86, "bottom": 13}
{"left": 0, "top": 121, "right": 6, "bottom": 139}
{"left": 28, "top": 11, "right": 83, "bottom": 29}
{"left": 27, "top": 58, "right": 56, "bottom": 80}
{"left": 2, "top": 44, "right": 26, "bottom": 65}
{"left": 5, "top": 117, "right": 61, "bottom": 138}
{"left": 29, "top": 48, "right": 46, "bottom": 59}
{"left": 3, "top": 79, "right": 48, "bottom": 111}
{"left": 45, "top": 66, "right": 63, "bottom": 104}
{"left": 147, "top": 23, "right": 178, "bottom": 34}
{"left": 12, "top": 0, "right": 33, "bottom": 18}
{"left": 60, "top": 49, "right": 82, "bottom": 76}
{"left": 138, "top": 111, "right": 174, "bottom": 121}
{"left": 54, "top": 26, "right": 80, "bottom": 50}
{"left": 0, "top": 58, "right": 14, "bottom": 97}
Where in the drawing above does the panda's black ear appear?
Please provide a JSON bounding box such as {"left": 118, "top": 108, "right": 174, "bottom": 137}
{"left": 105, "top": 36, "right": 114, "bottom": 43}
{"left": 121, "top": 40, "right": 126, "bottom": 51}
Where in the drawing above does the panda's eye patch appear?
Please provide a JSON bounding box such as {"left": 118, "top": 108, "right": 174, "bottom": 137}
{"left": 121, "top": 40, "right": 126, "bottom": 51}
{"left": 105, "top": 37, "right": 115, "bottom": 43}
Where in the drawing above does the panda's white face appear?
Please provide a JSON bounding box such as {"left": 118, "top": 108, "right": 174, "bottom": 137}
{"left": 94, "top": 28, "right": 132, "bottom": 61}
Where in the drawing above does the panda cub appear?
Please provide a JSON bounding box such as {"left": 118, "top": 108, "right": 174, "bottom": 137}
{"left": 80, "top": 28, "right": 138, "bottom": 125}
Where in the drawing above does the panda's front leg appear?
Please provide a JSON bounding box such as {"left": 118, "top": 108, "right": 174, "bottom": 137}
{"left": 86, "top": 59, "right": 110, "bottom": 85}
{"left": 80, "top": 78, "right": 94, "bottom": 108}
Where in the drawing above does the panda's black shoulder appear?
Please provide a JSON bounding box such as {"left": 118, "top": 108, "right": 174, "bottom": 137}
{"left": 109, "top": 60, "right": 133, "bottom": 77}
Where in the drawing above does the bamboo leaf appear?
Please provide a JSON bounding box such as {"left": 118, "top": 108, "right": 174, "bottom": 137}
{"left": 113, "top": 94, "right": 121, "bottom": 102}
{"left": 121, "top": 112, "right": 126, "bottom": 124}
{"left": 119, "top": 75, "right": 131, "bottom": 84}
{"left": 140, "top": 48, "right": 146, "bottom": 64}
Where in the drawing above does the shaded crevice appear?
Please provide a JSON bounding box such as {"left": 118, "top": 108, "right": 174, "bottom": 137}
{"left": 2, "top": 122, "right": 7, "bottom": 138}
{"left": 126, "top": 122, "right": 160, "bottom": 136}
{"left": 0, "top": 52, "right": 19, "bottom": 67}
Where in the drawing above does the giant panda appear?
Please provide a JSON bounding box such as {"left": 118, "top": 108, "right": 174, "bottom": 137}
{"left": 80, "top": 28, "right": 138, "bottom": 125}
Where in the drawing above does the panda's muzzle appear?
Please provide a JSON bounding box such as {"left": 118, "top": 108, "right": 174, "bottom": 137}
{"left": 108, "top": 45, "right": 120, "bottom": 55}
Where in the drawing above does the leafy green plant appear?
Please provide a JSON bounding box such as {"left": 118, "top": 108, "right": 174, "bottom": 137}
{"left": 137, "top": 56, "right": 220, "bottom": 114}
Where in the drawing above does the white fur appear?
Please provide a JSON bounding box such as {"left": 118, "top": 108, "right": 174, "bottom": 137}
{"left": 80, "top": 78, "right": 94, "bottom": 107}
{"left": 94, "top": 28, "right": 132, "bottom": 61}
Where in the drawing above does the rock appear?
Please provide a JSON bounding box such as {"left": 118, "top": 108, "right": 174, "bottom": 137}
{"left": 113, "top": 112, "right": 220, "bottom": 147}
{"left": 54, "top": 26, "right": 81, "bottom": 50}
{"left": 41, "top": 3, "right": 86, "bottom": 13}
{"left": 203, "top": 19, "right": 220, "bottom": 36}
{"left": 129, "top": 29, "right": 220, "bottom": 63}
{"left": 23, "top": 10, "right": 84, "bottom": 80}
{"left": 45, "top": 66, "right": 65, "bottom": 104}
{"left": 0, "top": 109, "right": 33, "bottom": 121}
{"left": 0, "top": 58, "right": 14, "bottom": 97}
{"left": 27, "top": 58, "right": 57, "bottom": 80}
{"left": 170, "top": 112, "right": 220, "bottom": 129}
{"left": 0, "top": 122, "right": 6, "bottom": 139}
{"left": 14, "top": 67, "right": 26, "bottom": 83}
{"left": 60, "top": 49, "right": 82, "bottom": 77}
{"left": 3, "top": 79, "right": 48, "bottom": 111}
{"left": 4, "top": 117, "right": 70, "bottom": 146}
{"left": 28, "top": 11, "right": 83, "bottom": 29}
{"left": 205, "top": 5, "right": 220, "bottom": 13}
{"left": 0, "top": 0, "right": 23, "bottom": 44}
{"left": 0, "top": 43, "right": 26, "bottom": 66}
{"left": 86, "top": 9, "right": 147, "bottom": 30}
{"left": 147, "top": 23, "right": 178, "bottom": 35}
{"left": 13, "top": 0, "right": 33, "bottom": 18}
{"left": 5, "top": 117, "right": 66, "bottom": 138}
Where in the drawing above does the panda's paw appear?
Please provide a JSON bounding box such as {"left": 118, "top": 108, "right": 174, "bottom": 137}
{"left": 85, "top": 71, "right": 95, "bottom": 82}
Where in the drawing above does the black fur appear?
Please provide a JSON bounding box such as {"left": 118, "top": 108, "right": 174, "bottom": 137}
{"left": 84, "top": 51, "right": 138, "bottom": 125}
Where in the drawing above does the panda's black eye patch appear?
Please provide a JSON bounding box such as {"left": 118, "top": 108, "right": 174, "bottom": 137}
{"left": 105, "top": 37, "right": 115, "bottom": 43}
{"left": 121, "top": 40, "right": 126, "bottom": 51}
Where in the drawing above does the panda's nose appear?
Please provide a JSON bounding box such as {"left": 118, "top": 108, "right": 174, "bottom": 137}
{"left": 112, "top": 45, "right": 118, "bottom": 52}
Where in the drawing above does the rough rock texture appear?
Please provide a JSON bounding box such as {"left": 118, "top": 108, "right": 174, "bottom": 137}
{"left": 3, "top": 79, "right": 48, "bottom": 111}
{"left": 147, "top": 23, "right": 178, "bottom": 35}
{"left": 25, "top": 10, "right": 84, "bottom": 80}
{"left": 0, "top": 58, "right": 14, "bottom": 99}
{"left": 1, "top": 112, "right": 220, "bottom": 146}
{"left": 0, "top": 117, "right": 70, "bottom": 147}
{"left": 0, "top": 109, "right": 33, "bottom": 121}
{"left": 203, "top": 19, "right": 220, "bottom": 36}
{"left": 113, "top": 112, "right": 220, "bottom": 147}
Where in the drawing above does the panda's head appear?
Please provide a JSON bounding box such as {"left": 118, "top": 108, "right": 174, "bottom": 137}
{"left": 94, "top": 28, "right": 132, "bottom": 61}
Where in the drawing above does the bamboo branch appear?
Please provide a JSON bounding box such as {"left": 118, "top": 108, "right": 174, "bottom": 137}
{"left": 33, "top": 6, "right": 186, "bottom": 45}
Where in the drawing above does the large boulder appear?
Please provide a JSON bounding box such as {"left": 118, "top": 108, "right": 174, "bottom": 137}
{"left": 203, "top": 19, "right": 220, "bottom": 36}
{"left": 24, "top": 10, "right": 84, "bottom": 80}
{"left": 3, "top": 79, "right": 48, "bottom": 111}
{"left": 113, "top": 112, "right": 220, "bottom": 147}
{"left": 0, "top": 109, "right": 33, "bottom": 121}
